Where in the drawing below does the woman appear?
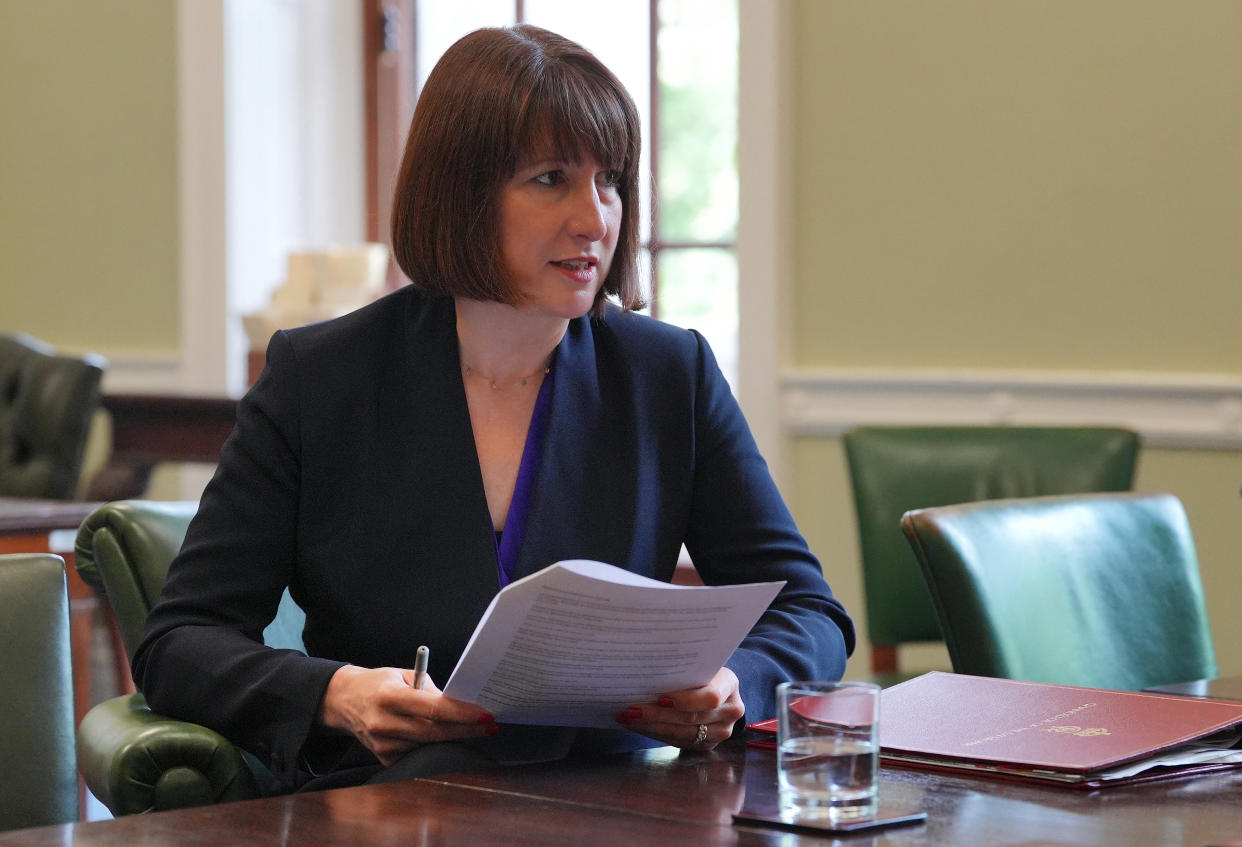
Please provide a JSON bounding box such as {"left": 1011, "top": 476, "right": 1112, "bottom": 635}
{"left": 133, "top": 24, "right": 854, "bottom": 793}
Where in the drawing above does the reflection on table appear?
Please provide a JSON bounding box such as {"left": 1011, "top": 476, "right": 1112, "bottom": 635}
{"left": 6, "top": 736, "right": 1238, "bottom": 846}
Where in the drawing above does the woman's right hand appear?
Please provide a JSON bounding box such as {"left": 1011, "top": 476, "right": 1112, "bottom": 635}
{"left": 317, "top": 665, "right": 499, "bottom": 766}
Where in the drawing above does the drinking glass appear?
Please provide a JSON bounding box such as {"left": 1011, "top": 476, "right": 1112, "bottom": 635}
{"left": 776, "top": 680, "right": 880, "bottom": 821}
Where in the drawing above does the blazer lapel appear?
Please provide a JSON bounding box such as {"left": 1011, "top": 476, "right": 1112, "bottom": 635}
{"left": 513, "top": 315, "right": 644, "bottom": 581}
{"left": 394, "top": 296, "right": 500, "bottom": 599}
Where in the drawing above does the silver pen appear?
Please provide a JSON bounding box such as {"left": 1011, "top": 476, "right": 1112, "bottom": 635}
{"left": 413, "top": 644, "right": 429, "bottom": 690}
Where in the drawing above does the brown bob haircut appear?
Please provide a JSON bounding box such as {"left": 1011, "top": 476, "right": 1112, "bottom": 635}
{"left": 391, "top": 25, "right": 644, "bottom": 319}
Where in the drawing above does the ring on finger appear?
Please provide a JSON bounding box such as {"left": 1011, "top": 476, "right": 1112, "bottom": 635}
{"left": 693, "top": 723, "right": 709, "bottom": 746}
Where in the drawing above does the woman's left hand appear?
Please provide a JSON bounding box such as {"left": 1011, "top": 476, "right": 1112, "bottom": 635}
{"left": 615, "top": 666, "right": 744, "bottom": 751}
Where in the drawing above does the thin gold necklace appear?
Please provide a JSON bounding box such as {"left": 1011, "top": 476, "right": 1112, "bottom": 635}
{"left": 461, "top": 362, "right": 551, "bottom": 390}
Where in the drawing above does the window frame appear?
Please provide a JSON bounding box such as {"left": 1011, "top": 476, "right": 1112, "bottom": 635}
{"left": 360, "top": 0, "right": 739, "bottom": 317}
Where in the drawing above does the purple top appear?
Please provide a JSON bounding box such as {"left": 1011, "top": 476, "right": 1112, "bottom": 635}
{"left": 494, "top": 362, "right": 556, "bottom": 588}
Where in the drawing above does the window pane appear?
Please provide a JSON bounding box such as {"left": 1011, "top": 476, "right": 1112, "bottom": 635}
{"left": 637, "top": 247, "right": 655, "bottom": 314}
{"left": 525, "top": 0, "right": 653, "bottom": 246}
{"left": 656, "top": 248, "right": 738, "bottom": 390}
{"left": 415, "top": 1, "right": 515, "bottom": 88}
{"left": 657, "top": 0, "right": 738, "bottom": 244}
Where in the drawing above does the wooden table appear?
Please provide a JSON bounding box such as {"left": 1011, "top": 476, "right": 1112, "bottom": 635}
{"left": 86, "top": 394, "right": 237, "bottom": 501}
{"left": 4, "top": 740, "right": 1242, "bottom": 845}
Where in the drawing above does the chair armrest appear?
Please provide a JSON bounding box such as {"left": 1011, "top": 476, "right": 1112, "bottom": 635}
{"left": 77, "top": 694, "right": 261, "bottom": 816}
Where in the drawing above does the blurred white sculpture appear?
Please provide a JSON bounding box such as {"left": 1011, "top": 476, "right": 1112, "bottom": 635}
{"left": 243, "top": 244, "right": 389, "bottom": 349}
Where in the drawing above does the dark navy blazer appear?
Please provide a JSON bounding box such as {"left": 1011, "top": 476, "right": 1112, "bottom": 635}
{"left": 133, "top": 286, "right": 854, "bottom": 791}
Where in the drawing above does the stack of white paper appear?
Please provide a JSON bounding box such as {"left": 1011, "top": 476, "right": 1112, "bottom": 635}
{"left": 443, "top": 559, "right": 783, "bottom": 728}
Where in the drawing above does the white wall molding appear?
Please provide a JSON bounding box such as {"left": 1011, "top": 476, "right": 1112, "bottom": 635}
{"left": 97, "top": 353, "right": 185, "bottom": 394}
{"left": 783, "top": 368, "right": 1242, "bottom": 450}
{"left": 176, "top": 0, "right": 365, "bottom": 398}
{"left": 178, "top": 0, "right": 229, "bottom": 394}
{"left": 737, "top": 0, "right": 790, "bottom": 489}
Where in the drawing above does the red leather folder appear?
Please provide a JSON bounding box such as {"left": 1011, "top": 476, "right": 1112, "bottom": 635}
{"left": 744, "top": 717, "right": 777, "bottom": 750}
{"left": 877, "top": 672, "right": 1242, "bottom": 788}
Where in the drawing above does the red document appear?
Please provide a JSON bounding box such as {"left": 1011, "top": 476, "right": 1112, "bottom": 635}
{"left": 877, "top": 672, "right": 1242, "bottom": 788}
{"left": 744, "top": 717, "right": 778, "bottom": 750}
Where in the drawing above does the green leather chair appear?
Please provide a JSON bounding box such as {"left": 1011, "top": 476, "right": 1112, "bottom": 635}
{"left": 900, "top": 491, "right": 1216, "bottom": 691}
{"left": 0, "top": 554, "right": 78, "bottom": 830}
{"left": 74, "top": 500, "right": 305, "bottom": 816}
{"left": 0, "top": 332, "right": 105, "bottom": 499}
{"left": 842, "top": 426, "right": 1139, "bottom": 682}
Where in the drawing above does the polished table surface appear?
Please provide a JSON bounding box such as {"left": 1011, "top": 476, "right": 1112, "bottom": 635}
{"left": 4, "top": 739, "right": 1242, "bottom": 845}
{"left": 0, "top": 497, "right": 98, "bottom": 534}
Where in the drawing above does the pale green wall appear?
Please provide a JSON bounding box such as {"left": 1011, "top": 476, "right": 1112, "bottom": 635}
{"left": 791, "top": 0, "right": 1241, "bottom": 372}
{"left": 786, "top": 0, "right": 1242, "bottom": 677}
{"left": 0, "top": 2, "right": 179, "bottom": 354}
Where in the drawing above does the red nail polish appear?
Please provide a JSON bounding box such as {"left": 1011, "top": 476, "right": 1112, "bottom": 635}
{"left": 616, "top": 707, "right": 641, "bottom": 724}
{"left": 658, "top": 696, "right": 675, "bottom": 708}
{"left": 477, "top": 713, "right": 495, "bottom": 725}
{"left": 485, "top": 723, "right": 500, "bottom": 735}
